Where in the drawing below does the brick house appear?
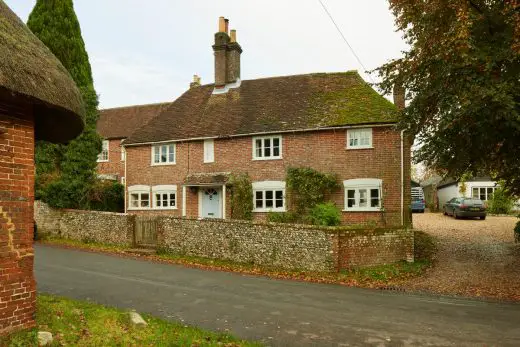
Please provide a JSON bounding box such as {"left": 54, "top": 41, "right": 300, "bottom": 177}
{"left": 122, "top": 17, "right": 411, "bottom": 226}
{"left": 96, "top": 102, "right": 169, "bottom": 183}
{"left": 0, "top": 2, "right": 84, "bottom": 335}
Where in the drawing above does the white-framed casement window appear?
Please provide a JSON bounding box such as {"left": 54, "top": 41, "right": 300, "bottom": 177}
{"left": 252, "top": 181, "right": 286, "bottom": 212}
{"left": 152, "top": 185, "right": 177, "bottom": 209}
{"left": 343, "top": 178, "right": 382, "bottom": 211}
{"left": 97, "top": 140, "right": 109, "bottom": 162}
{"left": 252, "top": 135, "right": 282, "bottom": 160}
{"left": 128, "top": 185, "right": 150, "bottom": 210}
{"left": 152, "top": 143, "right": 175, "bottom": 165}
{"left": 471, "top": 186, "right": 496, "bottom": 201}
{"left": 346, "top": 128, "right": 372, "bottom": 149}
{"left": 203, "top": 139, "right": 214, "bottom": 163}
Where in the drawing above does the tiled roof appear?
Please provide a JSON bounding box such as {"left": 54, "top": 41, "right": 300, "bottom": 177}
{"left": 97, "top": 102, "right": 170, "bottom": 139}
{"left": 124, "top": 71, "right": 398, "bottom": 145}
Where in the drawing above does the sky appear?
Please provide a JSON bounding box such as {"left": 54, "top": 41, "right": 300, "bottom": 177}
{"left": 6, "top": 0, "right": 408, "bottom": 109}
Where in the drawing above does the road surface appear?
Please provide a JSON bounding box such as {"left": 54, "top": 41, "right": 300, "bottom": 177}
{"left": 35, "top": 244, "right": 520, "bottom": 346}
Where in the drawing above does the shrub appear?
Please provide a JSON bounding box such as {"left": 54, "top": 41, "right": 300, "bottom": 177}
{"left": 85, "top": 180, "right": 124, "bottom": 212}
{"left": 487, "top": 186, "right": 515, "bottom": 214}
{"left": 307, "top": 202, "right": 341, "bottom": 226}
{"left": 267, "top": 211, "right": 299, "bottom": 224}
{"left": 514, "top": 219, "right": 520, "bottom": 243}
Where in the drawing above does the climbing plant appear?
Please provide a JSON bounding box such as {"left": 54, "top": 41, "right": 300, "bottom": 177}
{"left": 229, "top": 173, "right": 253, "bottom": 220}
{"left": 286, "top": 167, "right": 340, "bottom": 215}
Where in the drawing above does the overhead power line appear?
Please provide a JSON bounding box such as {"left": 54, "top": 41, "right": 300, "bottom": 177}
{"left": 318, "top": 0, "right": 374, "bottom": 83}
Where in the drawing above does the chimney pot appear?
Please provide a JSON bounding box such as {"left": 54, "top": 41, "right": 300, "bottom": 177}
{"left": 190, "top": 74, "right": 201, "bottom": 88}
{"left": 218, "top": 16, "right": 226, "bottom": 32}
{"left": 224, "top": 18, "right": 229, "bottom": 34}
{"left": 230, "top": 29, "right": 237, "bottom": 43}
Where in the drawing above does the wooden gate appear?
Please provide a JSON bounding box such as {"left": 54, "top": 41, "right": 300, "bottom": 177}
{"left": 134, "top": 217, "right": 157, "bottom": 247}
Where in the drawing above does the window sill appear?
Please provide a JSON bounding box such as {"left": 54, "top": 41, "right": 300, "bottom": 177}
{"left": 342, "top": 208, "right": 381, "bottom": 212}
{"left": 252, "top": 157, "right": 283, "bottom": 161}
{"left": 151, "top": 162, "right": 176, "bottom": 166}
{"left": 152, "top": 207, "right": 178, "bottom": 210}
{"left": 203, "top": 161, "right": 215, "bottom": 164}
{"left": 128, "top": 207, "right": 151, "bottom": 211}
{"left": 97, "top": 160, "right": 109, "bottom": 163}
{"left": 345, "top": 146, "right": 373, "bottom": 150}
{"left": 253, "top": 208, "right": 286, "bottom": 213}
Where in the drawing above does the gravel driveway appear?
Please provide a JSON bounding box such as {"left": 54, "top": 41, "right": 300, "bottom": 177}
{"left": 401, "top": 213, "right": 520, "bottom": 301}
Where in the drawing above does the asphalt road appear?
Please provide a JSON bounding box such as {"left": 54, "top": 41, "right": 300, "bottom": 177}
{"left": 35, "top": 244, "right": 520, "bottom": 346}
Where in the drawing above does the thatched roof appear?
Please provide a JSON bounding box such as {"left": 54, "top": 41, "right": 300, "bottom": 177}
{"left": 0, "top": 1, "right": 84, "bottom": 143}
{"left": 125, "top": 71, "right": 398, "bottom": 145}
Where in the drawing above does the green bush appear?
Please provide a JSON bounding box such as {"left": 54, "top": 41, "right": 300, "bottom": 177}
{"left": 85, "top": 180, "right": 124, "bottom": 212}
{"left": 514, "top": 219, "right": 520, "bottom": 243}
{"left": 487, "top": 187, "right": 515, "bottom": 214}
{"left": 267, "top": 211, "right": 299, "bottom": 224}
{"left": 307, "top": 202, "right": 341, "bottom": 226}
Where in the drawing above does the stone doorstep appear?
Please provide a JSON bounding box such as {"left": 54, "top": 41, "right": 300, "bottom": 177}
{"left": 125, "top": 248, "right": 157, "bottom": 256}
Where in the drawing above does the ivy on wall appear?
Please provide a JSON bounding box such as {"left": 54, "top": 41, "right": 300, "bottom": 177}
{"left": 229, "top": 173, "right": 253, "bottom": 220}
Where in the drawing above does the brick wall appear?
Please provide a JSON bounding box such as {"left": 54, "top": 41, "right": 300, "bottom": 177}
{"left": 96, "top": 138, "right": 125, "bottom": 181}
{"left": 34, "top": 201, "right": 133, "bottom": 246}
{"left": 34, "top": 202, "right": 414, "bottom": 271}
{"left": 0, "top": 101, "right": 36, "bottom": 335}
{"left": 125, "top": 126, "right": 410, "bottom": 226}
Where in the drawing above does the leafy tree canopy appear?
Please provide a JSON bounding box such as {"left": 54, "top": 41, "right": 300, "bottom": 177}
{"left": 375, "top": 0, "right": 520, "bottom": 195}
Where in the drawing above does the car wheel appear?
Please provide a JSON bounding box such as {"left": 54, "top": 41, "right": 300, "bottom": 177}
{"left": 421, "top": 209, "right": 425, "bottom": 213}
{"left": 443, "top": 209, "right": 447, "bottom": 216}
{"left": 480, "top": 216, "right": 486, "bottom": 220}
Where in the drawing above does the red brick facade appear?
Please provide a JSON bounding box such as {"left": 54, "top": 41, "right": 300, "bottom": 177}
{"left": 96, "top": 138, "right": 125, "bottom": 182}
{"left": 125, "top": 126, "right": 412, "bottom": 226}
{"left": 0, "top": 101, "right": 36, "bottom": 335}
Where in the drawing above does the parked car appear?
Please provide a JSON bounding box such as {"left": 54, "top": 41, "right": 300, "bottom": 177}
{"left": 411, "top": 187, "right": 425, "bottom": 213}
{"left": 443, "top": 197, "right": 486, "bottom": 220}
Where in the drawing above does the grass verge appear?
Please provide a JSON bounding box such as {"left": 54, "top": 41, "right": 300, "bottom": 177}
{"left": 38, "top": 230, "right": 435, "bottom": 289}
{"left": 1, "top": 294, "right": 259, "bottom": 347}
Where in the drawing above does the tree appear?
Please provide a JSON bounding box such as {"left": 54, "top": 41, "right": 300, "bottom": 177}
{"left": 375, "top": 1, "right": 520, "bottom": 196}
{"left": 28, "top": 0, "right": 102, "bottom": 208}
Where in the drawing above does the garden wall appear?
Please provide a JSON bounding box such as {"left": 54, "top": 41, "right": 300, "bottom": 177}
{"left": 34, "top": 201, "right": 133, "bottom": 246}
{"left": 34, "top": 202, "right": 414, "bottom": 271}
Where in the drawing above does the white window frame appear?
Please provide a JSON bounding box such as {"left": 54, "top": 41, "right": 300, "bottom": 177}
{"left": 203, "top": 139, "right": 215, "bottom": 163}
{"left": 97, "top": 140, "right": 109, "bottom": 162}
{"left": 128, "top": 185, "right": 151, "bottom": 210}
{"left": 151, "top": 143, "right": 176, "bottom": 165}
{"left": 121, "top": 141, "right": 126, "bottom": 161}
{"left": 471, "top": 186, "right": 496, "bottom": 201}
{"left": 252, "top": 181, "right": 286, "bottom": 212}
{"left": 121, "top": 176, "right": 125, "bottom": 185}
{"left": 343, "top": 178, "right": 382, "bottom": 212}
{"left": 152, "top": 185, "right": 178, "bottom": 210}
{"left": 346, "top": 128, "right": 373, "bottom": 149}
{"left": 252, "top": 135, "right": 282, "bottom": 160}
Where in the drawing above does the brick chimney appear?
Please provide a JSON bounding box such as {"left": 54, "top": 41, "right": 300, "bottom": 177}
{"left": 212, "top": 17, "right": 242, "bottom": 89}
{"left": 393, "top": 83, "right": 405, "bottom": 110}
